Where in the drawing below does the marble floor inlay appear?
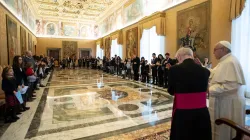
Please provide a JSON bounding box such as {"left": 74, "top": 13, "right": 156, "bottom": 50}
{"left": 0, "top": 69, "right": 173, "bottom": 140}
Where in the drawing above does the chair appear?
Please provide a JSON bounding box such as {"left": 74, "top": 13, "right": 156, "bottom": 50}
{"left": 215, "top": 110, "right": 250, "bottom": 140}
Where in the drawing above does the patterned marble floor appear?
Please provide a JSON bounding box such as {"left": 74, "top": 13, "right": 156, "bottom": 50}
{"left": 1, "top": 69, "right": 173, "bottom": 140}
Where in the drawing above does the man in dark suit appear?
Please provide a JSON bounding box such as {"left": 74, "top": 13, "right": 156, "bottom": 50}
{"left": 151, "top": 53, "right": 158, "bottom": 85}
{"left": 168, "top": 47, "right": 211, "bottom": 140}
{"left": 86, "top": 56, "right": 90, "bottom": 68}
{"left": 163, "top": 53, "right": 172, "bottom": 88}
{"left": 78, "top": 57, "right": 82, "bottom": 68}
{"left": 66, "top": 56, "right": 71, "bottom": 69}
{"left": 132, "top": 54, "right": 140, "bottom": 81}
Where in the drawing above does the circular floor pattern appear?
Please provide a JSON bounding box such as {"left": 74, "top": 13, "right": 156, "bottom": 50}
{"left": 140, "top": 89, "right": 151, "bottom": 92}
{"left": 98, "top": 90, "right": 128, "bottom": 100}
{"left": 118, "top": 104, "right": 139, "bottom": 111}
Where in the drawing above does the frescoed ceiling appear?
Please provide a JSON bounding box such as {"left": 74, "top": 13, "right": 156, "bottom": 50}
{"left": 0, "top": 0, "right": 187, "bottom": 38}
{"left": 28, "top": 0, "right": 123, "bottom": 23}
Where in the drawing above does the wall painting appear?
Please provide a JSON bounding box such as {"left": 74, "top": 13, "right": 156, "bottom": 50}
{"left": 177, "top": 2, "right": 210, "bottom": 60}
{"left": 20, "top": 26, "right": 26, "bottom": 55}
{"left": 126, "top": 27, "right": 138, "bottom": 58}
{"left": 62, "top": 41, "right": 78, "bottom": 58}
{"left": 6, "top": 15, "right": 18, "bottom": 65}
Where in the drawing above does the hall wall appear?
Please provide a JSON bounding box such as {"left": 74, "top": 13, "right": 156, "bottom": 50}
{"left": 165, "top": 0, "right": 231, "bottom": 66}
{"left": 36, "top": 38, "right": 96, "bottom": 59}
{"left": 0, "top": 4, "right": 37, "bottom": 65}
{"left": 102, "top": 0, "right": 232, "bottom": 67}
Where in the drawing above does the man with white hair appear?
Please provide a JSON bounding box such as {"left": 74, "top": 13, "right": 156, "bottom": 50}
{"left": 168, "top": 47, "right": 211, "bottom": 140}
{"left": 209, "top": 41, "right": 246, "bottom": 140}
{"left": 23, "top": 51, "right": 35, "bottom": 69}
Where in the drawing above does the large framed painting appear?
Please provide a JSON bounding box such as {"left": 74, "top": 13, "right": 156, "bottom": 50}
{"left": 28, "top": 33, "right": 32, "bottom": 52}
{"left": 20, "top": 26, "right": 26, "bottom": 55}
{"left": 62, "top": 41, "right": 78, "bottom": 58}
{"left": 177, "top": 2, "right": 210, "bottom": 60}
{"left": 6, "top": 15, "right": 18, "bottom": 65}
{"left": 126, "top": 27, "right": 138, "bottom": 58}
{"left": 104, "top": 37, "right": 111, "bottom": 59}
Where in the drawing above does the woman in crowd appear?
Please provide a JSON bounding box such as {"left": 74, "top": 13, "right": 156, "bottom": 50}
{"left": 12, "top": 56, "right": 30, "bottom": 111}
{"left": 13, "top": 56, "right": 27, "bottom": 88}
{"left": 2, "top": 67, "right": 20, "bottom": 123}
{"left": 157, "top": 54, "right": 165, "bottom": 87}
{"left": 116, "top": 56, "right": 121, "bottom": 75}
{"left": 140, "top": 57, "right": 146, "bottom": 82}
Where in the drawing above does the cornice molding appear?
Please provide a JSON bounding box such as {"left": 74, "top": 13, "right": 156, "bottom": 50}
{"left": 139, "top": 12, "right": 166, "bottom": 24}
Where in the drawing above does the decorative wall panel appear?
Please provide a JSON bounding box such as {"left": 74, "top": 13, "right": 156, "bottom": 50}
{"left": 62, "top": 41, "right": 78, "bottom": 58}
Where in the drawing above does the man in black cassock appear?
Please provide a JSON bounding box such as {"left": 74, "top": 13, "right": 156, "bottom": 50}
{"left": 168, "top": 47, "right": 211, "bottom": 140}
{"left": 132, "top": 54, "right": 140, "bottom": 81}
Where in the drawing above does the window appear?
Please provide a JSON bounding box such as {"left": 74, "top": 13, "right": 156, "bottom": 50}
{"left": 96, "top": 44, "right": 104, "bottom": 59}
{"left": 231, "top": 0, "right": 250, "bottom": 97}
{"left": 111, "top": 39, "right": 123, "bottom": 59}
{"left": 140, "top": 26, "right": 165, "bottom": 62}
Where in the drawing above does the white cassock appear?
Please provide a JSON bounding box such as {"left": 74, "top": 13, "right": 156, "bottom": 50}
{"left": 209, "top": 53, "right": 246, "bottom": 140}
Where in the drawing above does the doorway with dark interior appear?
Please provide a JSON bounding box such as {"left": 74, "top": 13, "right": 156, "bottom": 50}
{"left": 47, "top": 48, "right": 61, "bottom": 62}
{"left": 79, "top": 48, "right": 92, "bottom": 58}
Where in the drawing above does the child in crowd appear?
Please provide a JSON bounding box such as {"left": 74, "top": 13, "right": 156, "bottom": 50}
{"left": 25, "top": 62, "right": 40, "bottom": 93}
{"left": 2, "top": 67, "right": 20, "bottom": 123}
{"left": 26, "top": 62, "right": 37, "bottom": 83}
{"left": 142, "top": 60, "right": 150, "bottom": 83}
{"left": 126, "top": 58, "right": 132, "bottom": 80}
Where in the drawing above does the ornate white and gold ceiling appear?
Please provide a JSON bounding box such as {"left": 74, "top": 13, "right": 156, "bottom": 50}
{"left": 28, "top": 0, "right": 123, "bottom": 23}
{"left": 0, "top": 0, "right": 187, "bottom": 39}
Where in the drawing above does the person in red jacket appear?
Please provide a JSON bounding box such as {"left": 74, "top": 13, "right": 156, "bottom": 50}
{"left": 26, "top": 62, "right": 37, "bottom": 83}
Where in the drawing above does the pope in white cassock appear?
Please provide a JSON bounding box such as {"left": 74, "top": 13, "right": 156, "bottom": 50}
{"left": 209, "top": 41, "right": 246, "bottom": 140}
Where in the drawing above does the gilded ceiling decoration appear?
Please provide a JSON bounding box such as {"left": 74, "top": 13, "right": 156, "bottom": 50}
{"left": 29, "top": 0, "right": 121, "bottom": 23}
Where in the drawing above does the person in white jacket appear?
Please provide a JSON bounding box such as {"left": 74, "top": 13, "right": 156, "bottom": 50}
{"left": 209, "top": 41, "right": 246, "bottom": 140}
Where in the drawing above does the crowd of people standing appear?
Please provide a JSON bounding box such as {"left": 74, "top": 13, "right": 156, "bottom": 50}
{"left": 59, "top": 52, "right": 211, "bottom": 90}
{"left": 60, "top": 56, "right": 102, "bottom": 70}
